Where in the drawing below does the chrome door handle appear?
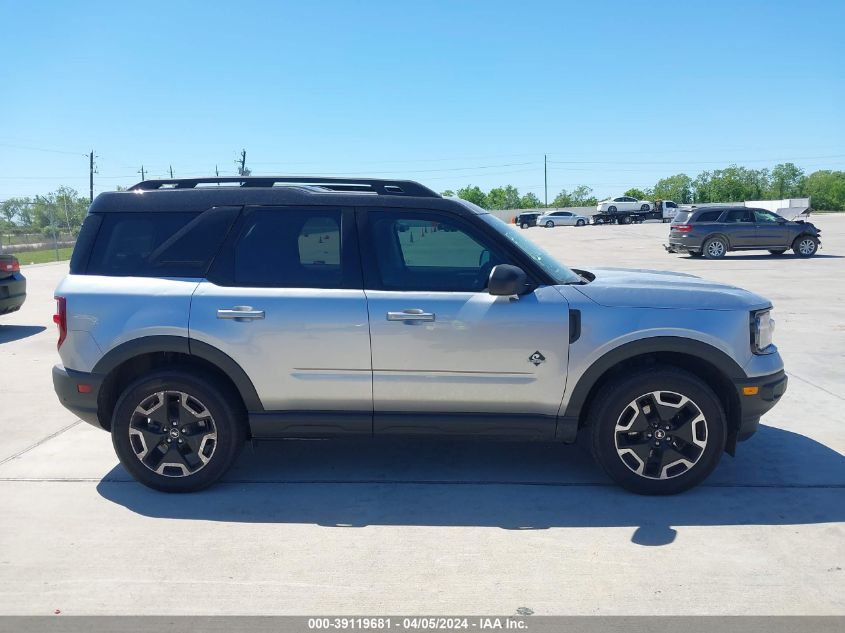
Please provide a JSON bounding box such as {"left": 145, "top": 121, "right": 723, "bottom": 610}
{"left": 387, "top": 309, "right": 435, "bottom": 322}
{"left": 217, "top": 306, "right": 265, "bottom": 320}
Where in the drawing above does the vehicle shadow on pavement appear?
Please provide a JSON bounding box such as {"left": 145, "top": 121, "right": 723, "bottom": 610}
{"left": 685, "top": 254, "right": 843, "bottom": 260}
{"left": 97, "top": 425, "right": 845, "bottom": 547}
{"left": 0, "top": 325, "right": 46, "bottom": 344}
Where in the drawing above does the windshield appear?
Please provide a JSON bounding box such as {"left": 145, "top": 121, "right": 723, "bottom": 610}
{"left": 479, "top": 213, "right": 583, "bottom": 284}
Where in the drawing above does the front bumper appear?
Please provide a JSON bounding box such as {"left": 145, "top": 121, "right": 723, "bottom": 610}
{"left": 52, "top": 364, "right": 105, "bottom": 429}
{"left": 732, "top": 369, "right": 788, "bottom": 443}
{"left": 0, "top": 274, "right": 26, "bottom": 315}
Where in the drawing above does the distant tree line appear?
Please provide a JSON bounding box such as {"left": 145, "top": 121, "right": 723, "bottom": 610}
{"left": 442, "top": 163, "right": 845, "bottom": 211}
{"left": 1, "top": 187, "right": 89, "bottom": 238}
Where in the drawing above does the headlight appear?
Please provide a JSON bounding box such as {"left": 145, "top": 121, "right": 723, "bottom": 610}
{"left": 751, "top": 309, "right": 775, "bottom": 353}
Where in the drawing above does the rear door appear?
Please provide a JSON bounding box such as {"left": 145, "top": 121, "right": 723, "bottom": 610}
{"left": 189, "top": 206, "right": 372, "bottom": 434}
{"left": 359, "top": 208, "right": 570, "bottom": 438}
{"left": 722, "top": 209, "right": 756, "bottom": 247}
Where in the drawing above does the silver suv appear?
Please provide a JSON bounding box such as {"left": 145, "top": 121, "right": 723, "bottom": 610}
{"left": 52, "top": 177, "right": 787, "bottom": 494}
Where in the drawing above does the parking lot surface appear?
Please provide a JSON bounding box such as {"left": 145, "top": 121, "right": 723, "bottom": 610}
{"left": 0, "top": 215, "right": 843, "bottom": 615}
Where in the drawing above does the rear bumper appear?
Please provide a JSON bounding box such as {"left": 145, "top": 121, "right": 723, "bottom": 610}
{"left": 664, "top": 237, "right": 702, "bottom": 253}
{"left": 732, "top": 369, "right": 788, "bottom": 442}
{"left": 0, "top": 274, "right": 26, "bottom": 314}
{"left": 52, "top": 364, "right": 105, "bottom": 429}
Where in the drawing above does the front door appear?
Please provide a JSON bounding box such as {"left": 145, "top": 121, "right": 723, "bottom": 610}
{"left": 189, "top": 206, "right": 372, "bottom": 435}
{"left": 359, "top": 208, "right": 571, "bottom": 438}
{"left": 752, "top": 209, "right": 791, "bottom": 249}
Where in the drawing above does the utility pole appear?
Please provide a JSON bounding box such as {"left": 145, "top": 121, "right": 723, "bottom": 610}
{"left": 237, "top": 149, "right": 249, "bottom": 176}
{"left": 215, "top": 164, "right": 220, "bottom": 177}
{"left": 544, "top": 154, "right": 548, "bottom": 208}
{"left": 87, "top": 150, "right": 96, "bottom": 203}
{"left": 169, "top": 165, "right": 174, "bottom": 179}
{"left": 139, "top": 165, "right": 146, "bottom": 181}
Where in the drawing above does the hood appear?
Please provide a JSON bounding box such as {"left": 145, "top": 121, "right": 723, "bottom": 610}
{"left": 572, "top": 267, "right": 771, "bottom": 311}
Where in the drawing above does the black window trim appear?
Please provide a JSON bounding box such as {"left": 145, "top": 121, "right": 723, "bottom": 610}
{"left": 355, "top": 207, "right": 550, "bottom": 292}
{"left": 205, "top": 205, "right": 363, "bottom": 289}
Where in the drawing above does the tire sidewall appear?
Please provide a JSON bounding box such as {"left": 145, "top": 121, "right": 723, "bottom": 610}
{"left": 703, "top": 237, "right": 727, "bottom": 258}
{"left": 590, "top": 368, "right": 727, "bottom": 495}
{"left": 793, "top": 235, "right": 818, "bottom": 257}
{"left": 111, "top": 370, "right": 246, "bottom": 492}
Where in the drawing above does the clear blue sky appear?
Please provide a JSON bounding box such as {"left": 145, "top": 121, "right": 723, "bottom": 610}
{"left": 1, "top": 0, "right": 843, "bottom": 202}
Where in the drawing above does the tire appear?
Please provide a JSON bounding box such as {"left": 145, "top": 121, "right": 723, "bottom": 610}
{"left": 594, "top": 217, "right": 604, "bottom": 225}
{"left": 641, "top": 204, "right": 650, "bottom": 212}
{"left": 545, "top": 220, "right": 555, "bottom": 228}
{"left": 111, "top": 368, "right": 246, "bottom": 492}
{"left": 520, "top": 223, "right": 529, "bottom": 229}
{"left": 768, "top": 249, "right": 787, "bottom": 256}
{"left": 702, "top": 236, "right": 727, "bottom": 259}
{"left": 619, "top": 216, "right": 632, "bottom": 225}
{"left": 793, "top": 235, "right": 819, "bottom": 258}
{"left": 576, "top": 219, "right": 586, "bottom": 227}
{"left": 589, "top": 367, "right": 727, "bottom": 495}
{"left": 607, "top": 206, "right": 617, "bottom": 213}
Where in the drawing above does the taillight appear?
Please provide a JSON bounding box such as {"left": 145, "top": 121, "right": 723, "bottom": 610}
{"left": 1, "top": 257, "right": 19, "bottom": 273}
{"left": 672, "top": 225, "right": 693, "bottom": 233}
{"left": 53, "top": 297, "right": 67, "bottom": 349}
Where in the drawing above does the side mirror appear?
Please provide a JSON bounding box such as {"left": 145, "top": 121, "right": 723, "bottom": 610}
{"left": 488, "top": 264, "right": 532, "bottom": 296}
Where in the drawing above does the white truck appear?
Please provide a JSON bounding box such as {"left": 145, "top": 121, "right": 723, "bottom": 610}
{"left": 593, "top": 199, "right": 679, "bottom": 224}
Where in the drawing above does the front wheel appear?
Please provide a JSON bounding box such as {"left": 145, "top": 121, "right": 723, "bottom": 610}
{"left": 793, "top": 235, "right": 819, "bottom": 257}
{"left": 520, "top": 223, "right": 529, "bottom": 229}
{"left": 545, "top": 220, "right": 555, "bottom": 228}
{"left": 703, "top": 236, "right": 727, "bottom": 259}
{"left": 607, "top": 206, "right": 617, "bottom": 213}
{"left": 641, "top": 204, "right": 650, "bottom": 212}
{"left": 111, "top": 369, "right": 246, "bottom": 492}
{"left": 589, "top": 367, "right": 726, "bottom": 494}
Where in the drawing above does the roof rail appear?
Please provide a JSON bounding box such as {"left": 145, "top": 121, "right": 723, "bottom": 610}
{"left": 128, "top": 176, "right": 440, "bottom": 197}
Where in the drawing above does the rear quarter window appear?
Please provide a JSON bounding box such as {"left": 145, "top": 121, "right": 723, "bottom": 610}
{"left": 694, "top": 211, "right": 723, "bottom": 222}
{"left": 673, "top": 212, "right": 691, "bottom": 224}
{"left": 84, "top": 207, "right": 238, "bottom": 277}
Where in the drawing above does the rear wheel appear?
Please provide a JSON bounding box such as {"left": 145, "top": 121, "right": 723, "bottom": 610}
{"left": 111, "top": 369, "right": 246, "bottom": 492}
{"left": 589, "top": 367, "right": 726, "bottom": 494}
{"left": 545, "top": 220, "right": 555, "bottom": 228}
{"left": 793, "top": 235, "right": 819, "bottom": 257}
{"left": 619, "top": 216, "right": 632, "bottom": 225}
{"left": 768, "top": 249, "right": 787, "bottom": 256}
{"left": 576, "top": 219, "right": 586, "bottom": 227}
{"left": 703, "top": 236, "right": 727, "bottom": 259}
{"left": 520, "top": 223, "right": 529, "bottom": 229}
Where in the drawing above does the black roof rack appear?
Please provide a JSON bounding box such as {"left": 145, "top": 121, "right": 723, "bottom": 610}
{"left": 128, "top": 176, "right": 439, "bottom": 198}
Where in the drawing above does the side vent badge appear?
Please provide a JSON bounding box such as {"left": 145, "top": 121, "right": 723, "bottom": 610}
{"left": 529, "top": 351, "right": 546, "bottom": 366}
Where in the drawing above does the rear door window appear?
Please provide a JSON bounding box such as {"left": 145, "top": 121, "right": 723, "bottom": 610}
{"left": 724, "top": 210, "right": 753, "bottom": 223}
{"left": 230, "top": 208, "right": 357, "bottom": 288}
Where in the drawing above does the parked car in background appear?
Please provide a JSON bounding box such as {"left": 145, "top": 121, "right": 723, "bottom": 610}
{"left": 0, "top": 255, "right": 26, "bottom": 315}
{"left": 536, "top": 210, "right": 589, "bottom": 228}
{"left": 516, "top": 211, "right": 542, "bottom": 229}
{"left": 597, "top": 196, "right": 653, "bottom": 214}
{"left": 665, "top": 206, "right": 822, "bottom": 259}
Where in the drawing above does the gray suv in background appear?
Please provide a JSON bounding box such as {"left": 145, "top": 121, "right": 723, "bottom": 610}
{"left": 666, "top": 206, "right": 821, "bottom": 259}
{"left": 52, "top": 177, "right": 787, "bottom": 494}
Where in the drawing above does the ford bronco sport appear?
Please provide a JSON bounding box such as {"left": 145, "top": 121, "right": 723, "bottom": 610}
{"left": 52, "top": 177, "right": 787, "bottom": 494}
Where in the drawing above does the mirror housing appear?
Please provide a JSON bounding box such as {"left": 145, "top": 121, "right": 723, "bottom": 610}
{"left": 488, "top": 264, "right": 532, "bottom": 296}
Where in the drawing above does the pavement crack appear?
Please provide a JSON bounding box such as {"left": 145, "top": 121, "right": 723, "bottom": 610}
{"left": 786, "top": 371, "right": 845, "bottom": 402}
{"left": 0, "top": 419, "right": 81, "bottom": 467}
